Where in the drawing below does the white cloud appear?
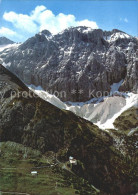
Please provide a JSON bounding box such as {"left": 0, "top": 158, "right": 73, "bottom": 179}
{"left": 77, "top": 19, "right": 98, "bottom": 29}
{"left": 31, "top": 5, "right": 46, "bottom": 20}
{"left": 39, "top": 12, "right": 77, "bottom": 34}
{"left": 3, "top": 11, "right": 38, "bottom": 33}
{"left": 120, "top": 17, "right": 128, "bottom": 23}
{"left": 0, "top": 27, "right": 16, "bottom": 36}
{"left": 0, "top": 27, "right": 23, "bottom": 42}
{"left": 124, "top": 18, "right": 128, "bottom": 23}
{"left": 1, "top": 5, "right": 98, "bottom": 41}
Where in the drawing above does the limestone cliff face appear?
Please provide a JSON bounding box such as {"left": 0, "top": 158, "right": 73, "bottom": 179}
{"left": 0, "top": 64, "right": 137, "bottom": 195}
{"left": 0, "top": 27, "right": 137, "bottom": 101}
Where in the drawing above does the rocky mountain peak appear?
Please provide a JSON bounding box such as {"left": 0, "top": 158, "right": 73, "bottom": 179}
{"left": 0, "top": 36, "right": 15, "bottom": 45}
{"left": 19, "top": 31, "right": 49, "bottom": 50}
{"left": 103, "top": 29, "right": 132, "bottom": 42}
{"left": 54, "top": 26, "right": 103, "bottom": 42}
{"left": 111, "top": 29, "right": 124, "bottom": 33}
{"left": 40, "top": 29, "right": 52, "bottom": 36}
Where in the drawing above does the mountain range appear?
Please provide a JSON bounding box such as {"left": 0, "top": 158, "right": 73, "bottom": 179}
{"left": 0, "top": 27, "right": 137, "bottom": 102}
{"left": 0, "top": 26, "right": 137, "bottom": 195}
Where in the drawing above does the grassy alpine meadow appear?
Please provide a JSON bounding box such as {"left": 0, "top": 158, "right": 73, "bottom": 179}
{"left": 0, "top": 142, "right": 100, "bottom": 195}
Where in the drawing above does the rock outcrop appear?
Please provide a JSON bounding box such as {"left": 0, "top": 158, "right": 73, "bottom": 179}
{"left": 0, "top": 27, "right": 137, "bottom": 101}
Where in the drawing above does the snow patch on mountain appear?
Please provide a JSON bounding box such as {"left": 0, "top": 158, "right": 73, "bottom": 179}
{"left": 28, "top": 85, "right": 67, "bottom": 110}
{"left": 95, "top": 93, "right": 138, "bottom": 129}
{"left": 104, "top": 32, "right": 131, "bottom": 42}
{"left": 0, "top": 43, "right": 21, "bottom": 66}
{"left": 0, "top": 43, "right": 20, "bottom": 52}
{"left": 78, "top": 27, "right": 93, "bottom": 34}
{"left": 128, "top": 127, "right": 138, "bottom": 136}
{"left": 28, "top": 84, "right": 138, "bottom": 131}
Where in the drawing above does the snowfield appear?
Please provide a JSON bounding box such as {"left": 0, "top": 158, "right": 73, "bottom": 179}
{"left": 0, "top": 43, "right": 20, "bottom": 52}
{"left": 104, "top": 32, "right": 131, "bottom": 43}
{"left": 95, "top": 92, "right": 138, "bottom": 129}
{"left": 28, "top": 80, "right": 138, "bottom": 130}
{"left": 0, "top": 43, "right": 21, "bottom": 67}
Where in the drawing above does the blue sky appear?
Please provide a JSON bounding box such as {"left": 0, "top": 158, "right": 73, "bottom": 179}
{"left": 0, "top": 0, "right": 137, "bottom": 42}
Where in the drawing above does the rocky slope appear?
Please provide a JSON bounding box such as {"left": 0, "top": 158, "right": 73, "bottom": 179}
{"left": 114, "top": 107, "right": 138, "bottom": 132}
{"left": 0, "top": 64, "right": 137, "bottom": 195}
{"left": 28, "top": 84, "right": 138, "bottom": 130}
{"left": 0, "top": 27, "right": 137, "bottom": 101}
